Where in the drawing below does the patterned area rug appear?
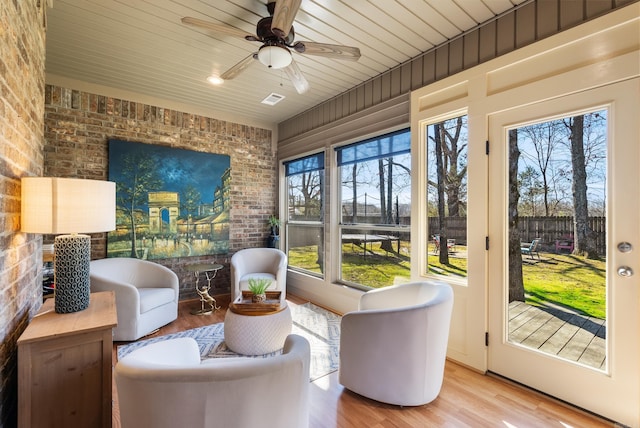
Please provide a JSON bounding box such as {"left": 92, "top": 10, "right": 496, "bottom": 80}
{"left": 117, "top": 302, "right": 342, "bottom": 381}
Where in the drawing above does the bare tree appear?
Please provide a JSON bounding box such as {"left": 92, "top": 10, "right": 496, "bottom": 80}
{"left": 434, "top": 123, "right": 450, "bottom": 264}
{"left": 518, "top": 166, "right": 544, "bottom": 216}
{"left": 351, "top": 164, "right": 358, "bottom": 223}
{"left": 427, "top": 117, "right": 468, "bottom": 263}
{"left": 288, "top": 171, "right": 322, "bottom": 219}
{"left": 386, "top": 157, "right": 393, "bottom": 222}
{"left": 519, "top": 122, "right": 564, "bottom": 216}
{"left": 508, "top": 129, "right": 526, "bottom": 302}
{"left": 441, "top": 116, "right": 467, "bottom": 217}
{"left": 566, "top": 114, "right": 599, "bottom": 258}
{"left": 378, "top": 158, "right": 387, "bottom": 223}
{"left": 375, "top": 157, "right": 411, "bottom": 225}
{"left": 389, "top": 159, "right": 410, "bottom": 218}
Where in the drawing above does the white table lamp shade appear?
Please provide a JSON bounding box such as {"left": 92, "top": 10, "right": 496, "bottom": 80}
{"left": 21, "top": 177, "right": 116, "bottom": 234}
{"left": 21, "top": 177, "right": 116, "bottom": 313}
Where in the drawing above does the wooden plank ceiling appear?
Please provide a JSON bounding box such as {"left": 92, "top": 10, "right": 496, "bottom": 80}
{"left": 45, "top": 0, "right": 527, "bottom": 127}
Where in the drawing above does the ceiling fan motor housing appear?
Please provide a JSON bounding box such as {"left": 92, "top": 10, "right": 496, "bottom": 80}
{"left": 255, "top": 14, "right": 295, "bottom": 69}
{"left": 256, "top": 16, "right": 295, "bottom": 45}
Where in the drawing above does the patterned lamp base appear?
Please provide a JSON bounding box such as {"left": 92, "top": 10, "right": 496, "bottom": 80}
{"left": 54, "top": 234, "right": 91, "bottom": 313}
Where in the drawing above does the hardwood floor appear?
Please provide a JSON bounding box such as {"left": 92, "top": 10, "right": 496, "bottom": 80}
{"left": 112, "top": 295, "right": 614, "bottom": 428}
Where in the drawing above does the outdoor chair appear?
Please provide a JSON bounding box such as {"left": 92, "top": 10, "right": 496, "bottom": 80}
{"left": 521, "top": 238, "right": 541, "bottom": 259}
{"left": 555, "top": 235, "right": 574, "bottom": 254}
{"left": 433, "top": 235, "right": 456, "bottom": 254}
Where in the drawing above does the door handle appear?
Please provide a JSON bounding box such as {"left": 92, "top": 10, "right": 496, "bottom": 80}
{"left": 617, "top": 242, "right": 632, "bottom": 253}
{"left": 617, "top": 266, "right": 634, "bottom": 277}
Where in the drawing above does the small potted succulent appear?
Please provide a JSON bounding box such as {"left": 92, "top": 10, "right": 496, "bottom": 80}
{"left": 248, "top": 277, "right": 272, "bottom": 303}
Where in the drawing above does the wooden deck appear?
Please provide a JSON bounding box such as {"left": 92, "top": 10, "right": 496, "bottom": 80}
{"left": 509, "top": 301, "right": 606, "bottom": 370}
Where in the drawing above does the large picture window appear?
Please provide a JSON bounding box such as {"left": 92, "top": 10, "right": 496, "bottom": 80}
{"left": 284, "top": 153, "right": 325, "bottom": 276}
{"left": 337, "top": 128, "right": 411, "bottom": 289}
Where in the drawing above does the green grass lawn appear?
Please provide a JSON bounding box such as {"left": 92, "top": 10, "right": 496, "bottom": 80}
{"left": 340, "top": 245, "right": 410, "bottom": 287}
{"left": 287, "top": 245, "right": 323, "bottom": 274}
{"left": 522, "top": 254, "right": 605, "bottom": 319}
{"left": 288, "top": 243, "right": 606, "bottom": 319}
{"left": 421, "top": 248, "right": 604, "bottom": 319}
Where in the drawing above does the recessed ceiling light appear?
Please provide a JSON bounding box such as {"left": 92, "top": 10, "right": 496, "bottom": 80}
{"left": 207, "top": 75, "right": 224, "bottom": 85}
{"left": 261, "top": 93, "right": 285, "bottom": 106}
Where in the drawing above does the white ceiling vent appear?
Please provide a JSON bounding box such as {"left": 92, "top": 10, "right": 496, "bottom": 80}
{"left": 261, "top": 93, "right": 285, "bottom": 106}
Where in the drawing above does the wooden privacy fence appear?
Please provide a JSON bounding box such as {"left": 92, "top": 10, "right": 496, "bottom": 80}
{"left": 428, "top": 217, "right": 467, "bottom": 245}
{"left": 516, "top": 216, "right": 606, "bottom": 254}
{"left": 289, "top": 216, "right": 606, "bottom": 254}
{"left": 428, "top": 216, "right": 606, "bottom": 255}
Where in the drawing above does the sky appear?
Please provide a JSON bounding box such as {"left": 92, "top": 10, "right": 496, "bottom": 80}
{"left": 108, "top": 139, "right": 230, "bottom": 209}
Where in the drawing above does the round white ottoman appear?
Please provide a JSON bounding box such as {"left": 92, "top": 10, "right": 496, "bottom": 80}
{"left": 224, "top": 303, "right": 292, "bottom": 355}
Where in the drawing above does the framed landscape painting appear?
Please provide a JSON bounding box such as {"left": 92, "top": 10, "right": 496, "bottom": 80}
{"left": 107, "top": 139, "right": 230, "bottom": 260}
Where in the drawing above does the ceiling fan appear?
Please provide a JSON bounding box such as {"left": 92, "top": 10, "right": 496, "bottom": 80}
{"left": 181, "top": 0, "right": 361, "bottom": 94}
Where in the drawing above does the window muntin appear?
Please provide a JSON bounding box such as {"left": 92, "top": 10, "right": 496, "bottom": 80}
{"left": 284, "top": 153, "right": 325, "bottom": 276}
{"left": 337, "top": 128, "right": 412, "bottom": 289}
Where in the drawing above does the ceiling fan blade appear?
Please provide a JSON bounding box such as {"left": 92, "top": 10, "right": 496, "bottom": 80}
{"left": 181, "top": 17, "right": 255, "bottom": 41}
{"left": 293, "top": 41, "right": 361, "bottom": 61}
{"left": 271, "top": 0, "right": 302, "bottom": 39}
{"left": 220, "top": 53, "right": 257, "bottom": 80}
{"left": 283, "top": 59, "right": 309, "bottom": 94}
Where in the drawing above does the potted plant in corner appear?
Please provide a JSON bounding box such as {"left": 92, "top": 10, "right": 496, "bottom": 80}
{"left": 267, "top": 215, "right": 281, "bottom": 248}
{"left": 247, "top": 278, "right": 272, "bottom": 303}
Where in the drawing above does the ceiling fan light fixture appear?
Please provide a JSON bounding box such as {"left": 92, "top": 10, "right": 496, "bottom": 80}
{"left": 257, "top": 45, "right": 291, "bottom": 69}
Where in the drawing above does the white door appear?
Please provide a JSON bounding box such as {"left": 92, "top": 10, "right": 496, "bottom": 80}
{"left": 487, "top": 79, "right": 639, "bottom": 426}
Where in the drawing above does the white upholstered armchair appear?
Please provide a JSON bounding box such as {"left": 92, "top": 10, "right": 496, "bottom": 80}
{"left": 115, "top": 334, "right": 311, "bottom": 428}
{"left": 89, "top": 257, "right": 179, "bottom": 341}
{"left": 230, "top": 248, "right": 287, "bottom": 302}
{"left": 339, "top": 280, "right": 454, "bottom": 406}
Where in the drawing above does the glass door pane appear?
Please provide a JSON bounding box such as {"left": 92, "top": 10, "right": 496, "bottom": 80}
{"left": 426, "top": 114, "right": 468, "bottom": 281}
{"left": 507, "top": 109, "right": 607, "bottom": 370}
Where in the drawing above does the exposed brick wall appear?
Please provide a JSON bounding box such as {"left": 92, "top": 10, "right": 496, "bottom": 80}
{"left": 43, "top": 85, "right": 278, "bottom": 300}
{"left": 0, "top": 2, "right": 47, "bottom": 426}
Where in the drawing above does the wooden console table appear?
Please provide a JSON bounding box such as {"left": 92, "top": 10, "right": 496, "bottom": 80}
{"left": 18, "top": 291, "right": 117, "bottom": 428}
